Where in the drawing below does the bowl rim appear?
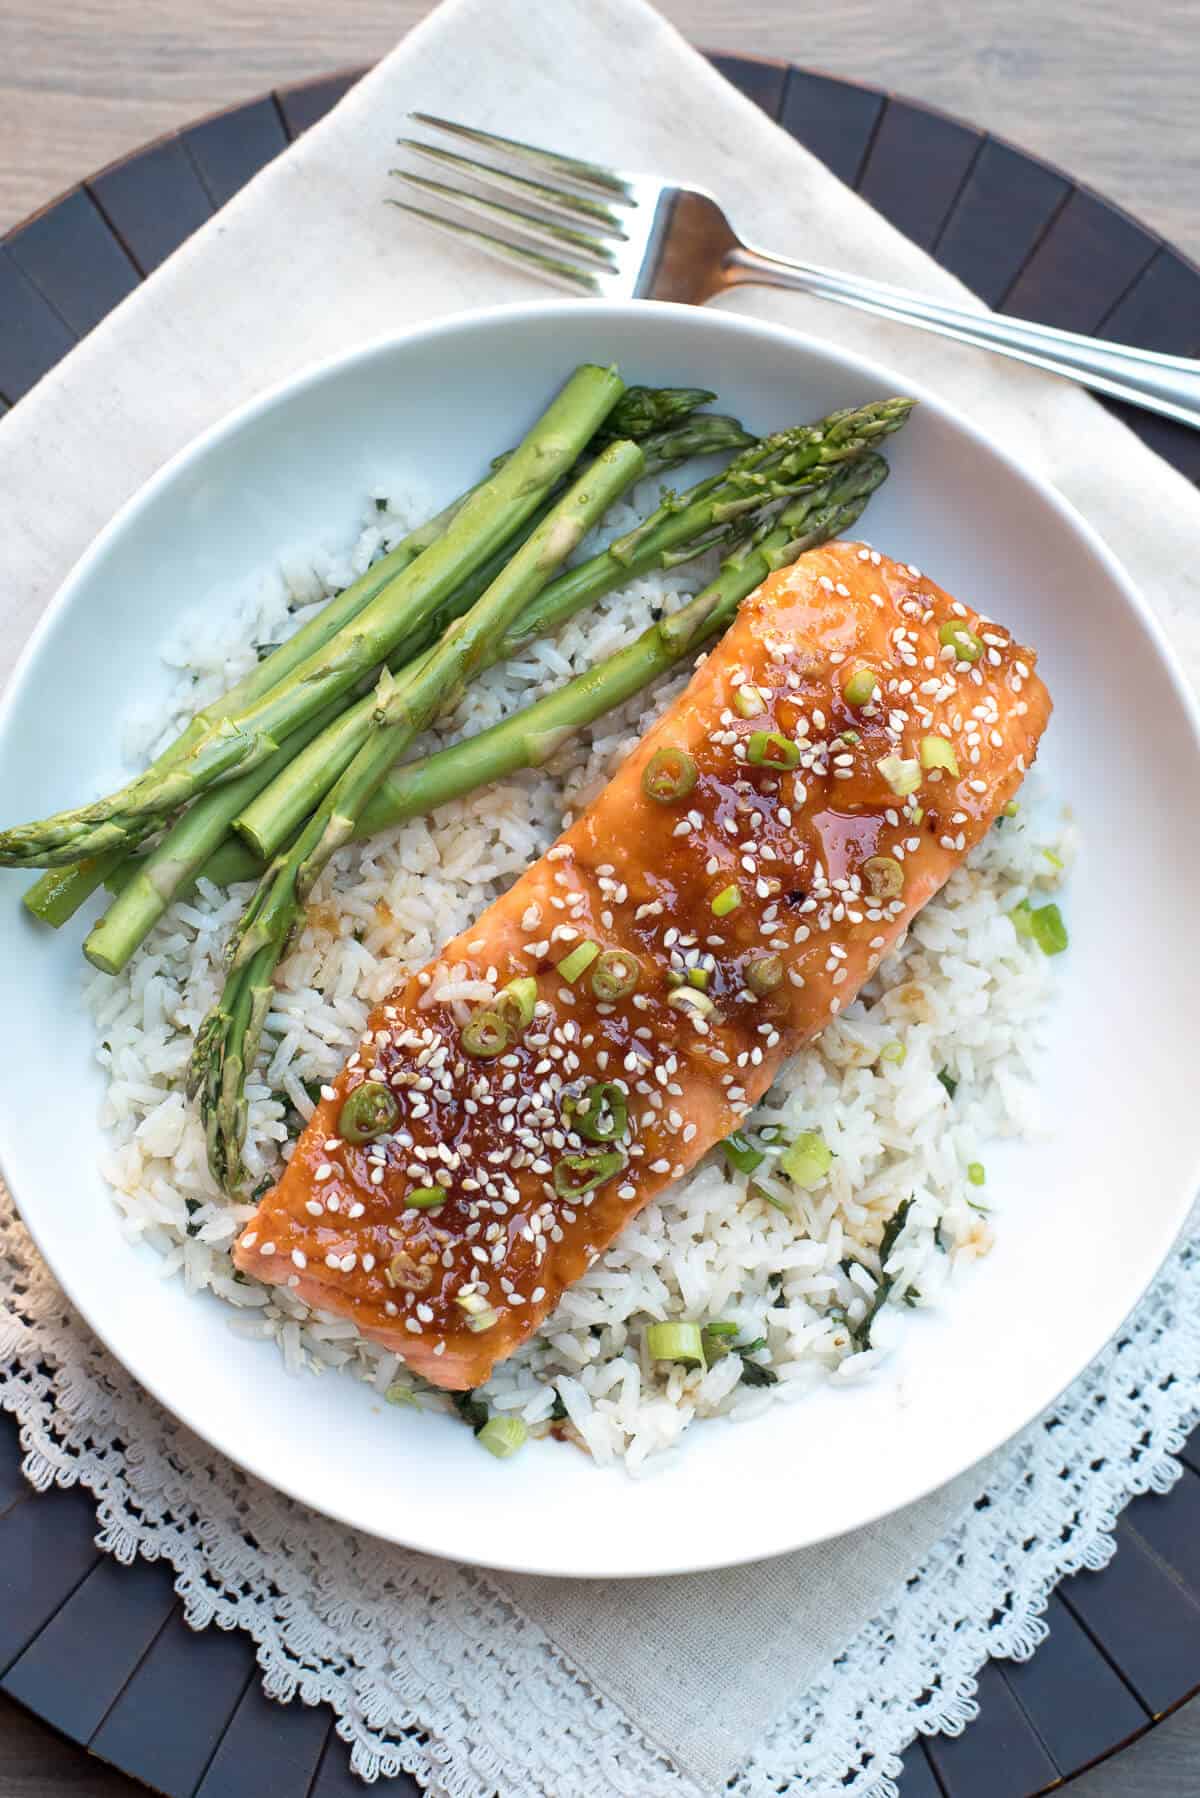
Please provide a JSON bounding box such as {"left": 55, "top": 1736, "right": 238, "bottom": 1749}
{"left": 3, "top": 295, "right": 1199, "bottom": 1577}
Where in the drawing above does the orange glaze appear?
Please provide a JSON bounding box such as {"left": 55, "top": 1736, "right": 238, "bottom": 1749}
{"left": 233, "top": 541, "right": 1051, "bottom": 1390}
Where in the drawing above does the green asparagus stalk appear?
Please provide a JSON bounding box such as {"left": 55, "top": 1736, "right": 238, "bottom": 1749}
{"left": 20, "top": 387, "right": 730, "bottom": 925}
{"left": 80, "top": 415, "right": 749, "bottom": 970}
{"left": 231, "top": 399, "right": 910, "bottom": 863}
{"left": 354, "top": 456, "right": 894, "bottom": 834}
{"left": 81, "top": 698, "right": 348, "bottom": 975}
{"left": 2, "top": 364, "right": 625, "bottom": 871}
{"left": 191, "top": 436, "right": 648, "bottom": 1190}
{"left": 109, "top": 451, "right": 892, "bottom": 904}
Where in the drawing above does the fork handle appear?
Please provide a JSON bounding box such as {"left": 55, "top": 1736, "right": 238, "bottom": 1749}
{"left": 726, "top": 246, "right": 1200, "bottom": 432}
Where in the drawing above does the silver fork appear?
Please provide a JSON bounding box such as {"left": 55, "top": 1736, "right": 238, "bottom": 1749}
{"left": 391, "top": 114, "right": 1200, "bottom": 433}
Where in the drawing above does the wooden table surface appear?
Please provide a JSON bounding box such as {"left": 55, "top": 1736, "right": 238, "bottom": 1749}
{"left": 1, "top": 1, "right": 1197, "bottom": 1793}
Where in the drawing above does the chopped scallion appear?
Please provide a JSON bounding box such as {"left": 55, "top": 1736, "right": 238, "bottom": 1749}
{"left": 880, "top": 1040, "right": 906, "bottom": 1065}
{"left": 338, "top": 1081, "right": 399, "bottom": 1144}
{"left": 937, "top": 1067, "right": 958, "bottom": 1099}
{"left": 646, "top": 1321, "right": 705, "bottom": 1367}
{"left": 937, "top": 619, "right": 983, "bottom": 662}
{"left": 564, "top": 1081, "right": 628, "bottom": 1145}
{"left": 745, "top": 954, "right": 783, "bottom": 996}
{"left": 556, "top": 939, "right": 601, "bottom": 984}
{"left": 591, "top": 948, "right": 640, "bottom": 1001}
{"left": 862, "top": 854, "right": 904, "bottom": 900}
{"left": 454, "top": 1290, "right": 499, "bottom": 1332}
{"left": 478, "top": 1415, "right": 528, "bottom": 1459}
{"left": 967, "top": 1162, "right": 986, "bottom": 1187}
{"left": 711, "top": 884, "right": 740, "bottom": 917}
{"left": 1030, "top": 901, "right": 1068, "bottom": 955}
{"left": 404, "top": 1190, "right": 448, "bottom": 1210}
{"left": 722, "top": 1131, "right": 764, "bottom": 1175}
{"left": 919, "top": 735, "right": 960, "bottom": 776}
{"left": 686, "top": 966, "right": 710, "bottom": 990}
{"left": 553, "top": 1149, "right": 625, "bottom": 1199}
{"left": 733, "top": 683, "right": 766, "bottom": 718}
{"left": 747, "top": 730, "right": 801, "bottom": 771}
{"left": 495, "top": 975, "right": 538, "bottom": 1036}
{"left": 461, "top": 1006, "right": 509, "bottom": 1059}
{"left": 876, "top": 753, "right": 921, "bottom": 798}
{"left": 843, "top": 667, "right": 878, "bottom": 708}
{"left": 642, "top": 745, "right": 698, "bottom": 804}
{"left": 780, "top": 1131, "right": 833, "bottom": 1188}
{"left": 668, "top": 985, "right": 715, "bottom": 1017}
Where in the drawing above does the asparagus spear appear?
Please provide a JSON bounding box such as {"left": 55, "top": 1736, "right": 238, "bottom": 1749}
{"left": 230, "top": 413, "right": 808, "bottom": 861}
{"left": 232, "top": 398, "right": 911, "bottom": 862}
{"left": 353, "top": 457, "right": 891, "bottom": 832}
{"left": 80, "top": 415, "right": 749, "bottom": 972}
{"left": 21, "top": 387, "right": 729, "bottom": 925}
{"left": 2, "top": 364, "right": 625, "bottom": 871}
{"left": 109, "top": 452, "right": 893, "bottom": 904}
{"left": 191, "top": 436, "right": 650, "bottom": 1190}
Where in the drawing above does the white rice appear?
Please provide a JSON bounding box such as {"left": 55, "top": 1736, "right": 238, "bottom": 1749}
{"left": 85, "top": 479, "right": 1075, "bottom": 1471}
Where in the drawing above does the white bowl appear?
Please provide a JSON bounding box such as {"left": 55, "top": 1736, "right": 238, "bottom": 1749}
{"left": 1, "top": 300, "right": 1198, "bottom": 1579}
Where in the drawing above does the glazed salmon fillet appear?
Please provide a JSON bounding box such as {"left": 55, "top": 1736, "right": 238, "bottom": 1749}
{"left": 234, "top": 541, "right": 1051, "bottom": 1389}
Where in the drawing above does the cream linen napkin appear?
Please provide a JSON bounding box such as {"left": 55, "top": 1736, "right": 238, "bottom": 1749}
{"left": 3, "top": 0, "right": 1200, "bottom": 1791}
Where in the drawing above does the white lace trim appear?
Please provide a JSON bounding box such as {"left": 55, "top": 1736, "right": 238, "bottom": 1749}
{"left": 2, "top": 1181, "right": 1197, "bottom": 1794}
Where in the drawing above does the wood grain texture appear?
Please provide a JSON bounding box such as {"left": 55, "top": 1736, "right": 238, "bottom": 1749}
{"left": 0, "top": 0, "right": 1197, "bottom": 263}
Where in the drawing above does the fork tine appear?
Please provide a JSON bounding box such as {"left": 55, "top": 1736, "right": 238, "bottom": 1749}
{"left": 386, "top": 200, "right": 603, "bottom": 295}
{"left": 390, "top": 171, "right": 619, "bottom": 269}
{"left": 397, "top": 139, "right": 631, "bottom": 236}
{"left": 409, "top": 112, "right": 632, "bottom": 201}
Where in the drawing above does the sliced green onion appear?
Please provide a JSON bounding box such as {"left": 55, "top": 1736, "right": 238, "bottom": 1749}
{"left": 553, "top": 1149, "right": 625, "bottom": 1199}
{"left": 405, "top": 1189, "right": 448, "bottom": 1210}
{"left": 556, "top": 938, "right": 601, "bottom": 984}
{"left": 1030, "top": 902, "right": 1068, "bottom": 955}
{"left": 910, "top": 804, "right": 924, "bottom": 824}
{"left": 338, "top": 1081, "right": 399, "bottom": 1144}
{"left": 779, "top": 1131, "right": 833, "bottom": 1188}
{"left": 722, "top": 1130, "right": 764, "bottom": 1176}
{"left": 877, "top": 753, "right": 921, "bottom": 798}
{"left": 642, "top": 745, "right": 697, "bottom": 804}
{"left": 454, "top": 1290, "right": 499, "bottom": 1332}
{"left": 938, "top": 619, "right": 983, "bottom": 662}
{"left": 668, "top": 986, "right": 715, "bottom": 1017}
{"left": 747, "top": 730, "right": 801, "bottom": 771}
{"left": 686, "top": 965, "right": 710, "bottom": 990}
{"left": 385, "top": 1382, "right": 419, "bottom": 1407}
{"left": 920, "top": 735, "right": 960, "bottom": 776}
{"left": 745, "top": 954, "right": 783, "bottom": 995}
{"left": 840, "top": 728, "right": 861, "bottom": 745}
{"left": 967, "top": 1162, "right": 986, "bottom": 1187}
{"left": 711, "top": 884, "right": 741, "bottom": 917}
{"left": 703, "top": 1319, "right": 739, "bottom": 1338}
{"left": 462, "top": 1007, "right": 509, "bottom": 1058}
{"left": 862, "top": 854, "right": 904, "bottom": 900}
{"left": 1042, "top": 847, "right": 1064, "bottom": 870}
{"left": 733, "top": 683, "right": 766, "bottom": 718}
{"left": 937, "top": 1067, "right": 958, "bottom": 1099}
{"left": 646, "top": 1321, "right": 705, "bottom": 1367}
{"left": 1010, "top": 900, "right": 1036, "bottom": 940}
{"left": 478, "top": 1415, "right": 527, "bottom": 1459}
{"left": 880, "top": 1040, "right": 906, "bottom": 1066}
{"left": 495, "top": 975, "right": 537, "bottom": 1036}
{"left": 1002, "top": 801, "right": 1020, "bottom": 818}
{"left": 843, "top": 667, "right": 878, "bottom": 708}
{"left": 564, "top": 1081, "right": 628, "bottom": 1144}
{"left": 591, "top": 948, "right": 640, "bottom": 1001}
{"left": 386, "top": 1249, "right": 434, "bottom": 1289}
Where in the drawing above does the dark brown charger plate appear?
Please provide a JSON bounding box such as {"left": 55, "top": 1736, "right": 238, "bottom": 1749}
{"left": 1, "top": 52, "right": 1199, "bottom": 1798}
